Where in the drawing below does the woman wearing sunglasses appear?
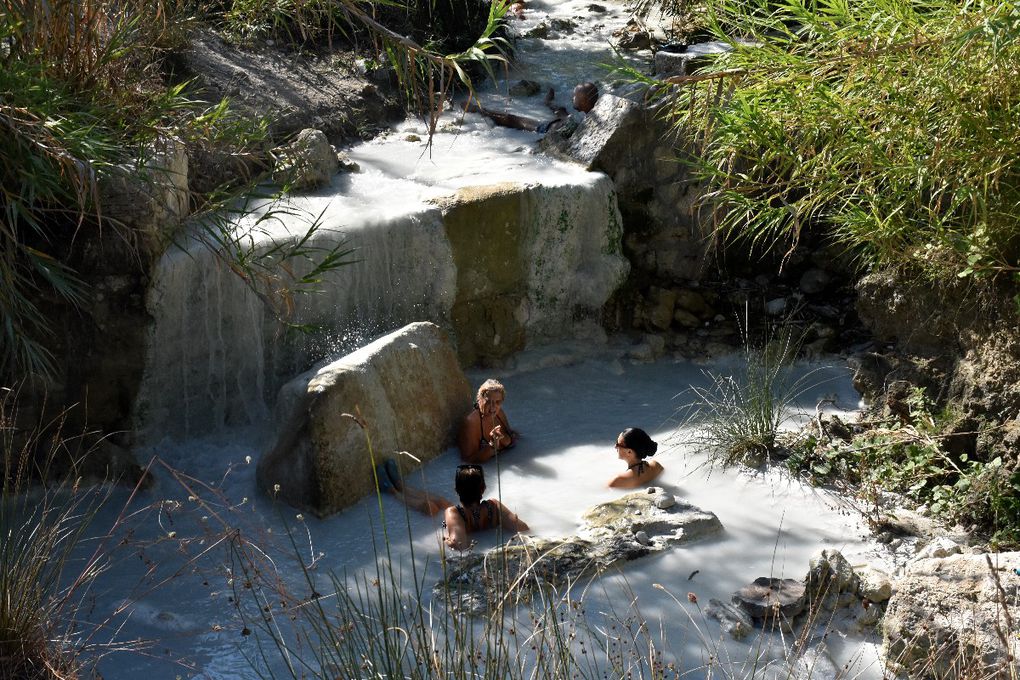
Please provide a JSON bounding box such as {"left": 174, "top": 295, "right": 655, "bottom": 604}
{"left": 443, "top": 463, "right": 529, "bottom": 550}
{"left": 608, "top": 427, "right": 663, "bottom": 489}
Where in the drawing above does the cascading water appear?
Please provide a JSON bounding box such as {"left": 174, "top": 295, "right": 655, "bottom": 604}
{"left": 137, "top": 127, "right": 628, "bottom": 441}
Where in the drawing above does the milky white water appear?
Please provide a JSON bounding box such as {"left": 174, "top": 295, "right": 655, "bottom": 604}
{"left": 89, "top": 349, "right": 890, "bottom": 679}
{"left": 86, "top": 2, "right": 898, "bottom": 677}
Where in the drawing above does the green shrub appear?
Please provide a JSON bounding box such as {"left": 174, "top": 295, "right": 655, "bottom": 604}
{"left": 788, "top": 386, "right": 1020, "bottom": 546}
{"left": 661, "top": 0, "right": 1020, "bottom": 283}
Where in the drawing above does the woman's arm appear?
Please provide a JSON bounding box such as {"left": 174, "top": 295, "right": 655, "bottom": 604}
{"left": 458, "top": 412, "right": 495, "bottom": 463}
{"left": 494, "top": 500, "right": 529, "bottom": 533}
{"left": 496, "top": 413, "right": 517, "bottom": 449}
{"left": 443, "top": 507, "right": 470, "bottom": 550}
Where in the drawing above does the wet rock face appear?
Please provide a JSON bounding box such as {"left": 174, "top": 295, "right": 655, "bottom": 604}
{"left": 257, "top": 322, "right": 471, "bottom": 517}
{"left": 436, "top": 488, "right": 722, "bottom": 615}
{"left": 541, "top": 94, "right": 713, "bottom": 284}
{"left": 884, "top": 552, "right": 1020, "bottom": 679}
{"left": 435, "top": 180, "right": 629, "bottom": 366}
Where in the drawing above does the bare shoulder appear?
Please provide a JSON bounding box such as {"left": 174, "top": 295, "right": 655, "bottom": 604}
{"left": 640, "top": 460, "right": 664, "bottom": 484}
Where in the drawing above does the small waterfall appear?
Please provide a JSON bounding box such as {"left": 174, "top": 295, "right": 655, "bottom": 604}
{"left": 135, "top": 126, "right": 628, "bottom": 442}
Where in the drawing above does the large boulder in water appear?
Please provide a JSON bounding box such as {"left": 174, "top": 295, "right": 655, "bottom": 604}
{"left": 256, "top": 322, "right": 471, "bottom": 516}
{"left": 883, "top": 551, "right": 1020, "bottom": 678}
{"left": 435, "top": 487, "right": 722, "bottom": 615}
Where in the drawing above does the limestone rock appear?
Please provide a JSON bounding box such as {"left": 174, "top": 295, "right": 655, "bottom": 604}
{"left": 913, "top": 536, "right": 963, "bottom": 561}
{"left": 653, "top": 50, "right": 690, "bottom": 77}
{"left": 705, "top": 598, "right": 753, "bottom": 640}
{"left": 97, "top": 137, "right": 189, "bottom": 262}
{"left": 732, "top": 577, "right": 807, "bottom": 622}
{"left": 766, "top": 297, "right": 787, "bottom": 316}
{"left": 579, "top": 487, "right": 722, "bottom": 544}
{"left": 857, "top": 566, "right": 893, "bottom": 603}
{"left": 336, "top": 151, "right": 360, "bottom": 173}
{"left": 256, "top": 322, "right": 471, "bottom": 516}
{"left": 806, "top": 549, "right": 859, "bottom": 603}
{"left": 798, "top": 268, "right": 831, "bottom": 295}
{"left": 542, "top": 93, "right": 714, "bottom": 283}
{"left": 642, "top": 286, "right": 677, "bottom": 330}
{"left": 273, "top": 128, "right": 338, "bottom": 191}
{"left": 437, "top": 488, "right": 722, "bottom": 614}
{"left": 884, "top": 552, "right": 1020, "bottom": 678}
{"left": 674, "top": 289, "right": 712, "bottom": 318}
{"left": 433, "top": 180, "right": 629, "bottom": 366}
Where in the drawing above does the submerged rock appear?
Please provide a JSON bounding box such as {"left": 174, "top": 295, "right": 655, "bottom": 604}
{"left": 732, "top": 577, "right": 807, "bottom": 623}
{"left": 273, "top": 128, "right": 337, "bottom": 191}
{"left": 706, "top": 598, "right": 753, "bottom": 640}
{"left": 436, "top": 488, "right": 722, "bottom": 615}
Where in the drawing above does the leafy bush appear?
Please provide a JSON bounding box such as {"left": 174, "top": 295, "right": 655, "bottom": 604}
{"left": 788, "top": 386, "right": 1020, "bottom": 546}
{"left": 661, "top": 0, "right": 1020, "bottom": 282}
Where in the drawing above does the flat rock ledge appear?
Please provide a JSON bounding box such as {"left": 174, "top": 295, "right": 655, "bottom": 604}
{"left": 435, "top": 487, "right": 722, "bottom": 615}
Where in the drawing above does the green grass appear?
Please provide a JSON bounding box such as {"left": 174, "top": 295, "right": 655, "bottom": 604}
{"left": 656, "top": 0, "right": 1020, "bottom": 286}
{"left": 674, "top": 314, "right": 829, "bottom": 467}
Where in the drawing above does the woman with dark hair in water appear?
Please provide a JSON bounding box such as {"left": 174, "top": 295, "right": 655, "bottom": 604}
{"left": 443, "top": 464, "right": 529, "bottom": 550}
{"left": 608, "top": 427, "right": 663, "bottom": 488}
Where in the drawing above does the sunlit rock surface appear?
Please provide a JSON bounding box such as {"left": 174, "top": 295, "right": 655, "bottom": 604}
{"left": 256, "top": 322, "right": 470, "bottom": 516}
{"left": 436, "top": 487, "right": 722, "bottom": 614}
{"left": 884, "top": 551, "right": 1020, "bottom": 678}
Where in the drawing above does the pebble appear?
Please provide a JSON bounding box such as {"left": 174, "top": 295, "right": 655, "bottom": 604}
{"left": 654, "top": 493, "right": 675, "bottom": 509}
{"left": 635, "top": 531, "right": 652, "bottom": 546}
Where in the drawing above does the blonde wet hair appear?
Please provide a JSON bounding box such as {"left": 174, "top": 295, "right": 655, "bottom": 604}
{"left": 476, "top": 378, "right": 506, "bottom": 403}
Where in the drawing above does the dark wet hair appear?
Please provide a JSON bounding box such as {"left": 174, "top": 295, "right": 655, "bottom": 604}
{"left": 620, "top": 427, "right": 657, "bottom": 459}
{"left": 455, "top": 464, "right": 486, "bottom": 505}
{"left": 573, "top": 82, "right": 599, "bottom": 112}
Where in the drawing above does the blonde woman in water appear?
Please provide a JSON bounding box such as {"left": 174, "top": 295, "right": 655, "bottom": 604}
{"left": 458, "top": 379, "right": 517, "bottom": 463}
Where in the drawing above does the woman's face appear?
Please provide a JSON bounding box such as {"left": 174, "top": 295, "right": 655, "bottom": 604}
{"left": 479, "top": 390, "right": 504, "bottom": 416}
{"left": 615, "top": 434, "right": 635, "bottom": 463}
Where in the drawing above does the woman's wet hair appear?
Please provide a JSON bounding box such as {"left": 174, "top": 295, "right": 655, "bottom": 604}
{"left": 455, "top": 464, "right": 486, "bottom": 505}
{"left": 620, "top": 427, "right": 657, "bottom": 459}
{"left": 476, "top": 378, "right": 505, "bottom": 403}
